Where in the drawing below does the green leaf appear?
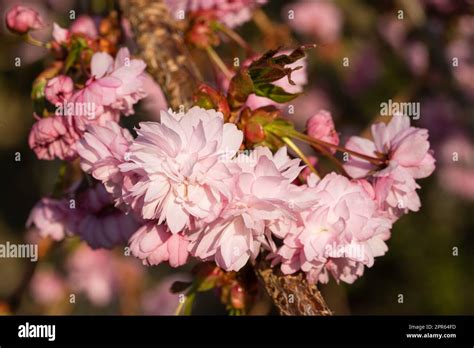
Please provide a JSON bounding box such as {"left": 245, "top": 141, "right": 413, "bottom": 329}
{"left": 183, "top": 293, "right": 196, "bottom": 315}
{"left": 254, "top": 83, "right": 301, "bottom": 103}
{"left": 227, "top": 70, "right": 254, "bottom": 110}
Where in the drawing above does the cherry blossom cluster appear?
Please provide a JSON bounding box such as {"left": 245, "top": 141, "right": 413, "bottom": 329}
{"left": 10, "top": 3, "right": 436, "bottom": 287}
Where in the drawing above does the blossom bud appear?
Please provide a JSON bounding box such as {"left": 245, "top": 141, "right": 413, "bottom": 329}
{"left": 5, "top": 5, "right": 44, "bottom": 34}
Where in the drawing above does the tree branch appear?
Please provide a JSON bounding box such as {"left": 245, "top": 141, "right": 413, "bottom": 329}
{"left": 120, "top": 0, "right": 200, "bottom": 110}
{"left": 120, "top": 0, "right": 332, "bottom": 316}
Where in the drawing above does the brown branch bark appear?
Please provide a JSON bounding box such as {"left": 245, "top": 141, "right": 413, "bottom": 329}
{"left": 120, "top": 0, "right": 331, "bottom": 316}
{"left": 120, "top": 0, "right": 200, "bottom": 110}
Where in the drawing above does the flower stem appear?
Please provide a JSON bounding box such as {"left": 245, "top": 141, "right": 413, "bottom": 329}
{"left": 289, "top": 130, "right": 386, "bottom": 165}
{"left": 214, "top": 22, "right": 254, "bottom": 54}
{"left": 206, "top": 46, "right": 233, "bottom": 80}
{"left": 23, "top": 34, "right": 49, "bottom": 48}
{"left": 282, "top": 136, "right": 319, "bottom": 177}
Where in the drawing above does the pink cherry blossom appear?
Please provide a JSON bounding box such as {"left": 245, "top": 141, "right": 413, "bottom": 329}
{"left": 166, "top": 0, "right": 267, "bottom": 28}
{"left": 283, "top": 0, "right": 343, "bottom": 43}
{"left": 119, "top": 106, "right": 243, "bottom": 233}
{"left": 28, "top": 114, "right": 81, "bottom": 160}
{"left": 271, "top": 173, "right": 392, "bottom": 284}
{"left": 6, "top": 5, "right": 44, "bottom": 34}
{"left": 343, "top": 115, "right": 435, "bottom": 217}
{"left": 77, "top": 121, "right": 134, "bottom": 201}
{"left": 45, "top": 75, "right": 74, "bottom": 105}
{"left": 69, "top": 48, "right": 146, "bottom": 119}
{"left": 30, "top": 268, "right": 67, "bottom": 305}
{"left": 66, "top": 245, "right": 117, "bottom": 306}
{"left": 73, "top": 184, "right": 141, "bottom": 249}
{"left": 306, "top": 109, "right": 339, "bottom": 153}
{"left": 109, "top": 48, "right": 147, "bottom": 116}
{"left": 129, "top": 223, "right": 190, "bottom": 267}
{"left": 26, "top": 197, "right": 72, "bottom": 241}
{"left": 69, "top": 52, "right": 121, "bottom": 119}
{"left": 189, "top": 146, "right": 314, "bottom": 272}
{"left": 70, "top": 15, "right": 98, "bottom": 38}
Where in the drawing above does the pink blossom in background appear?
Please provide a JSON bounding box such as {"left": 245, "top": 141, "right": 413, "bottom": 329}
{"left": 26, "top": 197, "right": 72, "bottom": 241}
{"left": 28, "top": 114, "right": 81, "bottom": 161}
{"left": 447, "top": 17, "right": 474, "bottom": 99}
{"left": 403, "top": 41, "right": 429, "bottom": 76}
{"left": 189, "top": 146, "right": 313, "bottom": 272}
{"left": 283, "top": 0, "right": 343, "bottom": 43}
{"left": 73, "top": 184, "right": 141, "bottom": 249}
{"left": 44, "top": 75, "right": 74, "bottom": 105}
{"left": 119, "top": 106, "right": 243, "bottom": 233}
{"left": 439, "top": 135, "right": 474, "bottom": 200}
{"left": 5, "top": 5, "right": 44, "bottom": 34}
{"left": 70, "top": 15, "right": 98, "bottom": 38}
{"left": 166, "top": 0, "right": 267, "bottom": 28}
{"left": 66, "top": 245, "right": 117, "bottom": 306}
{"left": 141, "top": 274, "right": 191, "bottom": 315}
{"left": 77, "top": 121, "right": 134, "bottom": 201}
{"left": 284, "top": 88, "right": 333, "bottom": 129}
{"left": 271, "top": 173, "right": 392, "bottom": 284}
{"left": 129, "top": 223, "right": 189, "bottom": 267}
{"left": 30, "top": 268, "right": 67, "bottom": 305}
{"left": 344, "top": 47, "right": 382, "bottom": 96}
{"left": 344, "top": 115, "right": 435, "bottom": 218}
{"left": 377, "top": 15, "right": 407, "bottom": 50}
{"left": 306, "top": 109, "right": 339, "bottom": 153}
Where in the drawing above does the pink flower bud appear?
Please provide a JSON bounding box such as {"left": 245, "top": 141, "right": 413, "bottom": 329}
{"left": 45, "top": 75, "right": 74, "bottom": 105}
{"left": 70, "top": 15, "right": 98, "bottom": 38}
{"left": 306, "top": 110, "right": 339, "bottom": 153}
{"left": 28, "top": 115, "right": 80, "bottom": 160}
{"left": 52, "top": 23, "right": 69, "bottom": 44}
{"left": 5, "top": 5, "right": 44, "bottom": 34}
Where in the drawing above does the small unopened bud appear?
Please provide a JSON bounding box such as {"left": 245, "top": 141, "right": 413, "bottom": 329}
{"left": 194, "top": 84, "right": 230, "bottom": 120}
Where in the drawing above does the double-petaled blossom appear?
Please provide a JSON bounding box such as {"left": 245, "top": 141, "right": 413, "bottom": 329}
{"left": 271, "top": 173, "right": 392, "bottom": 284}
{"left": 343, "top": 115, "right": 435, "bottom": 218}
{"left": 5, "top": 5, "right": 44, "bottom": 34}
{"left": 188, "top": 146, "right": 313, "bottom": 271}
{"left": 119, "top": 106, "right": 243, "bottom": 233}
{"left": 76, "top": 121, "right": 134, "bottom": 202}
{"left": 28, "top": 114, "right": 82, "bottom": 161}
{"left": 129, "top": 223, "right": 189, "bottom": 267}
{"left": 69, "top": 48, "right": 147, "bottom": 120}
